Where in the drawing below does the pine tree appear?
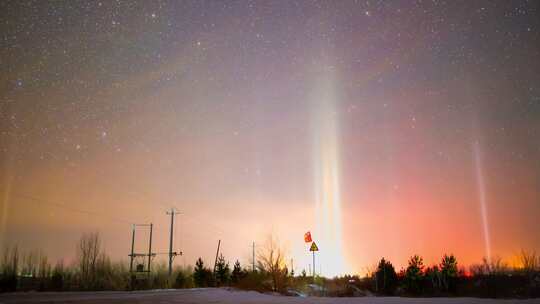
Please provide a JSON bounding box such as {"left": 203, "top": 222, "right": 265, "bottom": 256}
{"left": 193, "top": 258, "right": 213, "bottom": 287}
{"left": 403, "top": 255, "right": 424, "bottom": 294}
{"left": 231, "top": 260, "right": 244, "bottom": 284}
{"left": 215, "top": 254, "right": 230, "bottom": 286}
{"left": 440, "top": 254, "right": 458, "bottom": 292}
{"left": 425, "top": 265, "right": 442, "bottom": 292}
{"left": 375, "top": 258, "right": 398, "bottom": 295}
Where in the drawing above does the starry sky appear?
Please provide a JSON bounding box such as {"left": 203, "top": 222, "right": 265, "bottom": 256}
{"left": 1, "top": 1, "right": 539, "bottom": 276}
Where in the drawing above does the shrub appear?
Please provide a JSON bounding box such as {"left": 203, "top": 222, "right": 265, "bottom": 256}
{"left": 174, "top": 271, "right": 187, "bottom": 288}
{"left": 236, "top": 270, "right": 269, "bottom": 292}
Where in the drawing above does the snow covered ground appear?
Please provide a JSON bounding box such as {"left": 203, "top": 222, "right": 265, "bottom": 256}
{"left": 1, "top": 288, "right": 539, "bottom": 304}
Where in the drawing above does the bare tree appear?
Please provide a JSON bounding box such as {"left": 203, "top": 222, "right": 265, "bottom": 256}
{"left": 471, "top": 256, "right": 509, "bottom": 275}
{"left": 76, "top": 232, "right": 102, "bottom": 289}
{"left": 38, "top": 253, "right": 51, "bottom": 279}
{"left": 21, "top": 249, "right": 37, "bottom": 277}
{"left": 519, "top": 249, "right": 538, "bottom": 273}
{"left": 0, "top": 245, "right": 19, "bottom": 292}
{"left": 257, "top": 234, "right": 288, "bottom": 291}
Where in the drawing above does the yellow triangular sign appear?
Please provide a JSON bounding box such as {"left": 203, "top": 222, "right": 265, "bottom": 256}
{"left": 309, "top": 242, "right": 319, "bottom": 251}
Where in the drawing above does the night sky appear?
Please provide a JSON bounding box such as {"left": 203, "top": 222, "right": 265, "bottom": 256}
{"left": 1, "top": 1, "right": 539, "bottom": 276}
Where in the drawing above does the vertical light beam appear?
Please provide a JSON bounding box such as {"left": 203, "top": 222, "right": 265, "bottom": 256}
{"left": 473, "top": 140, "right": 492, "bottom": 263}
{"left": 312, "top": 67, "right": 346, "bottom": 277}
{"left": 0, "top": 141, "right": 16, "bottom": 248}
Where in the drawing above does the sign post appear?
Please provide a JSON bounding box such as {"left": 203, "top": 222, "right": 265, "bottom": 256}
{"left": 309, "top": 242, "right": 319, "bottom": 282}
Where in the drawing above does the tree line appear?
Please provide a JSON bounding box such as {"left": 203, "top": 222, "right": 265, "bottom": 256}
{"left": 0, "top": 233, "right": 295, "bottom": 293}
{"left": 370, "top": 253, "right": 540, "bottom": 297}
{"left": 2, "top": 232, "right": 540, "bottom": 298}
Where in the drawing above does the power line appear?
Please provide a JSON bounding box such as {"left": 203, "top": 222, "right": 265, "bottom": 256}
{"left": 124, "top": 189, "right": 176, "bottom": 210}
{"left": 88, "top": 188, "right": 227, "bottom": 240}
{"left": 12, "top": 192, "right": 137, "bottom": 224}
{"left": 181, "top": 213, "right": 224, "bottom": 235}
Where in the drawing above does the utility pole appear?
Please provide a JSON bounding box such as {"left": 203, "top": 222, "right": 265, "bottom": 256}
{"left": 252, "top": 242, "right": 255, "bottom": 272}
{"left": 213, "top": 239, "right": 221, "bottom": 274}
{"left": 166, "top": 208, "right": 180, "bottom": 276}
{"left": 148, "top": 223, "right": 153, "bottom": 274}
{"left": 290, "top": 258, "right": 294, "bottom": 276}
{"left": 129, "top": 224, "right": 135, "bottom": 272}
{"left": 127, "top": 223, "right": 154, "bottom": 291}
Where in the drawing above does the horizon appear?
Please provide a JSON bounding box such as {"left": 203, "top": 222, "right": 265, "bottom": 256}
{"left": 1, "top": 1, "right": 539, "bottom": 278}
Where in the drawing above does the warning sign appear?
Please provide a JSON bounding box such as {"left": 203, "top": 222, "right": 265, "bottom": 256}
{"left": 304, "top": 231, "right": 312, "bottom": 243}
{"left": 309, "top": 242, "right": 319, "bottom": 252}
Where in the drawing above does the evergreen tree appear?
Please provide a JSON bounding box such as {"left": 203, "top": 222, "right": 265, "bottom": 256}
{"left": 215, "top": 254, "right": 230, "bottom": 286}
{"left": 193, "top": 258, "right": 213, "bottom": 287}
{"left": 440, "top": 254, "right": 458, "bottom": 292}
{"left": 425, "top": 265, "right": 442, "bottom": 292}
{"left": 403, "top": 255, "right": 424, "bottom": 294}
{"left": 375, "top": 258, "right": 398, "bottom": 295}
{"left": 231, "top": 260, "right": 244, "bottom": 284}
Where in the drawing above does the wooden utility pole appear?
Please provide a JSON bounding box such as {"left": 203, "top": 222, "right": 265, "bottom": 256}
{"left": 129, "top": 225, "right": 135, "bottom": 272}
{"left": 252, "top": 242, "right": 255, "bottom": 272}
{"left": 148, "top": 223, "right": 153, "bottom": 274}
{"left": 166, "top": 208, "right": 180, "bottom": 276}
{"left": 128, "top": 223, "right": 154, "bottom": 291}
{"left": 213, "top": 239, "right": 221, "bottom": 274}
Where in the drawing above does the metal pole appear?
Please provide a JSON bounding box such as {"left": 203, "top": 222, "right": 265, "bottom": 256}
{"left": 130, "top": 225, "right": 135, "bottom": 272}
{"left": 148, "top": 223, "right": 153, "bottom": 273}
{"left": 312, "top": 251, "right": 315, "bottom": 281}
{"left": 168, "top": 208, "right": 175, "bottom": 276}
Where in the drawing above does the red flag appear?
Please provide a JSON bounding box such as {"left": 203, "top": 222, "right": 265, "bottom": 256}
{"left": 304, "top": 231, "right": 312, "bottom": 243}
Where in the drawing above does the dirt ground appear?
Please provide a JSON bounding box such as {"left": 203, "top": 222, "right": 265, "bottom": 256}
{"left": 1, "top": 288, "right": 540, "bottom": 304}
